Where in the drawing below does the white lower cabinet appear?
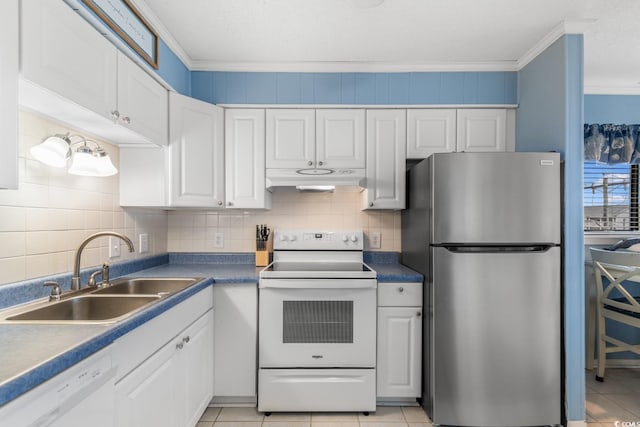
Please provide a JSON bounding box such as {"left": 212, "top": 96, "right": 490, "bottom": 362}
{"left": 113, "top": 287, "right": 213, "bottom": 427}
{"left": 212, "top": 283, "right": 257, "bottom": 404}
{"left": 377, "top": 282, "right": 422, "bottom": 401}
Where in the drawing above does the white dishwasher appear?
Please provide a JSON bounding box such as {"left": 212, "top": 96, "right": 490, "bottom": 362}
{"left": 0, "top": 345, "right": 116, "bottom": 427}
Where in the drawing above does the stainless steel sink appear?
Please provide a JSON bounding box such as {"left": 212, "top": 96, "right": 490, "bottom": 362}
{"left": 5, "top": 295, "right": 160, "bottom": 323}
{"left": 92, "top": 277, "right": 201, "bottom": 296}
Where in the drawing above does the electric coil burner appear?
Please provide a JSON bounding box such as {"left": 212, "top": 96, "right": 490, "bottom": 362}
{"left": 258, "top": 230, "right": 377, "bottom": 413}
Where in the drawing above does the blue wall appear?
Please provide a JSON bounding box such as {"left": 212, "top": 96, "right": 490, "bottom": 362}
{"left": 191, "top": 71, "right": 517, "bottom": 105}
{"left": 585, "top": 95, "right": 640, "bottom": 123}
{"left": 517, "top": 35, "right": 585, "bottom": 423}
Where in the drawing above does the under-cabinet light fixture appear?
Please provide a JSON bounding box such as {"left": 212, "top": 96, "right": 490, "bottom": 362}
{"left": 30, "top": 133, "right": 117, "bottom": 177}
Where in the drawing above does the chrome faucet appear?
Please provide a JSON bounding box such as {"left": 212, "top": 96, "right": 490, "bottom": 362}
{"left": 71, "top": 232, "right": 135, "bottom": 290}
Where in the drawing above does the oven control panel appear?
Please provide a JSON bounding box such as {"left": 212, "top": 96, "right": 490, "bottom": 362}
{"left": 274, "top": 230, "right": 363, "bottom": 250}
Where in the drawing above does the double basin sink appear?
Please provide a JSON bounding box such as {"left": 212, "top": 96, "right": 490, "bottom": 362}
{"left": 2, "top": 277, "right": 202, "bottom": 324}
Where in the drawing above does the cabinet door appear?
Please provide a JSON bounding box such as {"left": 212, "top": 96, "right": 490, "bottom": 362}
{"left": 316, "top": 109, "right": 365, "bottom": 168}
{"left": 117, "top": 53, "right": 168, "bottom": 145}
{"left": 21, "top": 0, "right": 117, "bottom": 121}
{"left": 169, "top": 92, "right": 224, "bottom": 207}
{"left": 377, "top": 307, "right": 422, "bottom": 398}
{"left": 225, "top": 109, "right": 271, "bottom": 209}
{"left": 266, "top": 109, "right": 315, "bottom": 168}
{"left": 364, "top": 110, "right": 406, "bottom": 210}
{"left": 0, "top": 0, "right": 18, "bottom": 189}
{"left": 406, "top": 109, "right": 456, "bottom": 159}
{"left": 183, "top": 310, "right": 214, "bottom": 427}
{"left": 456, "top": 109, "right": 506, "bottom": 152}
{"left": 212, "top": 283, "right": 257, "bottom": 400}
{"left": 116, "top": 340, "right": 180, "bottom": 427}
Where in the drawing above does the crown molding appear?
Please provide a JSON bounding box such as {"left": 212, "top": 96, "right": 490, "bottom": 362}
{"left": 584, "top": 85, "right": 640, "bottom": 95}
{"left": 517, "top": 19, "right": 596, "bottom": 69}
{"left": 190, "top": 60, "right": 520, "bottom": 73}
{"left": 128, "top": 0, "right": 193, "bottom": 69}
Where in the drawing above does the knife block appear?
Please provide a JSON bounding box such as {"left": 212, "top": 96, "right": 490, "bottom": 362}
{"left": 255, "top": 250, "right": 269, "bottom": 267}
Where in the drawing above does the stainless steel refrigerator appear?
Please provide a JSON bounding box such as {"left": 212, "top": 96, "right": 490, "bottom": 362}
{"left": 402, "top": 152, "right": 561, "bottom": 427}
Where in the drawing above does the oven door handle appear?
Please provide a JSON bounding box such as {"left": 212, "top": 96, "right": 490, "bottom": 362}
{"left": 259, "top": 279, "right": 377, "bottom": 289}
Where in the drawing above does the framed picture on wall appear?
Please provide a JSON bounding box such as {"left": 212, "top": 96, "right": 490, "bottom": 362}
{"left": 82, "top": 0, "right": 159, "bottom": 69}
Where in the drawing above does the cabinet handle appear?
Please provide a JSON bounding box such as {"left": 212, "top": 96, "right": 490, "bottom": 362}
{"left": 176, "top": 342, "right": 184, "bottom": 350}
{"left": 369, "top": 202, "right": 374, "bottom": 207}
{"left": 228, "top": 201, "right": 234, "bottom": 206}
{"left": 217, "top": 200, "right": 223, "bottom": 206}
{"left": 110, "top": 110, "right": 120, "bottom": 123}
{"left": 307, "top": 161, "right": 313, "bottom": 166}
{"left": 318, "top": 161, "right": 324, "bottom": 166}
{"left": 398, "top": 287, "right": 404, "bottom": 293}
{"left": 417, "top": 311, "right": 422, "bottom": 317}
{"left": 182, "top": 336, "right": 190, "bottom": 344}
{"left": 122, "top": 116, "right": 131, "bottom": 125}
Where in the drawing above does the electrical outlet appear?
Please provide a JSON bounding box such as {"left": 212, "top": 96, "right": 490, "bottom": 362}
{"left": 369, "top": 232, "right": 381, "bottom": 249}
{"left": 109, "top": 237, "right": 121, "bottom": 258}
{"left": 139, "top": 233, "right": 149, "bottom": 253}
{"left": 214, "top": 232, "right": 224, "bottom": 248}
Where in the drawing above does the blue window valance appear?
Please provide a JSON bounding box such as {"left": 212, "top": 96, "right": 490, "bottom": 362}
{"left": 585, "top": 124, "right": 640, "bottom": 164}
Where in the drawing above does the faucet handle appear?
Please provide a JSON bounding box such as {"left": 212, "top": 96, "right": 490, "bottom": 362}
{"left": 101, "top": 263, "right": 110, "bottom": 286}
{"left": 43, "top": 281, "right": 62, "bottom": 301}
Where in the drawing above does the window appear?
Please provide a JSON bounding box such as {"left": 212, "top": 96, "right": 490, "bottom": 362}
{"left": 584, "top": 161, "right": 639, "bottom": 231}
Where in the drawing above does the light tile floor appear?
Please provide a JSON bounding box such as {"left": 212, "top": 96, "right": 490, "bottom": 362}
{"left": 586, "top": 367, "right": 640, "bottom": 426}
{"left": 197, "top": 406, "right": 432, "bottom": 427}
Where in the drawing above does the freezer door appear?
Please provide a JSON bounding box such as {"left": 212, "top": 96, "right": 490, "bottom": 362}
{"left": 432, "top": 152, "right": 561, "bottom": 244}
{"left": 432, "top": 246, "right": 561, "bottom": 427}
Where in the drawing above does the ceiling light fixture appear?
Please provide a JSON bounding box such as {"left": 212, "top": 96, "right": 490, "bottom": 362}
{"left": 29, "top": 133, "right": 118, "bottom": 177}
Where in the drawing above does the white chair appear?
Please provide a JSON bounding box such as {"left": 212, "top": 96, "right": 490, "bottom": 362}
{"left": 590, "top": 248, "right": 640, "bottom": 381}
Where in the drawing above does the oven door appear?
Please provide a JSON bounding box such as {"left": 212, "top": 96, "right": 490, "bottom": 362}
{"left": 259, "top": 278, "right": 377, "bottom": 368}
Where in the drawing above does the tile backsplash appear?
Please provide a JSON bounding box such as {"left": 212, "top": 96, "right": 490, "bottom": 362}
{"left": 0, "top": 112, "right": 168, "bottom": 286}
{"left": 0, "top": 112, "right": 403, "bottom": 286}
{"left": 167, "top": 188, "right": 401, "bottom": 253}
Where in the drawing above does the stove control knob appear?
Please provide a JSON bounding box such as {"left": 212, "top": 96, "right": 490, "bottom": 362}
{"left": 289, "top": 235, "right": 297, "bottom": 242}
{"left": 342, "top": 235, "right": 349, "bottom": 242}
{"left": 279, "top": 235, "right": 288, "bottom": 242}
{"left": 350, "top": 235, "right": 358, "bottom": 242}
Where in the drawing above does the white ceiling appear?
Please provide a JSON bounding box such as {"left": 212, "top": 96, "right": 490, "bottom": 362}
{"left": 136, "top": 0, "right": 640, "bottom": 94}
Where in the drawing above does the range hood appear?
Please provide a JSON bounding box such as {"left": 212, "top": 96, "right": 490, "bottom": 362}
{"left": 266, "top": 168, "right": 366, "bottom": 188}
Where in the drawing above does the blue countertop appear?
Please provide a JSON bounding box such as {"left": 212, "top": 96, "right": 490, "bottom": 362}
{"left": 0, "top": 254, "right": 421, "bottom": 407}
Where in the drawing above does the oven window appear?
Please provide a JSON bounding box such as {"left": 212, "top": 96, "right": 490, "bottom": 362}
{"left": 282, "top": 300, "right": 353, "bottom": 343}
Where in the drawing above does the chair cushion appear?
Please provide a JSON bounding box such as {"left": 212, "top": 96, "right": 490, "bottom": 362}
{"left": 605, "top": 296, "right": 640, "bottom": 318}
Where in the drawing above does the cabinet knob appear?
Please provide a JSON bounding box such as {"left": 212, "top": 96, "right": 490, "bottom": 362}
{"left": 182, "top": 336, "right": 190, "bottom": 344}
{"left": 176, "top": 342, "right": 184, "bottom": 350}
{"left": 228, "top": 201, "right": 234, "bottom": 206}
{"left": 217, "top": 200, "right": 223, "bottom": 206}
{"left": 122, "top": 116, "right": 131, "bottom": 125}
{"left": 398, "top": 287, "right": 404, "bottom": 293}
{"left": 369, "top": 202, "right": 374, "bottom": 207}
{"left": 417, "top": 311, "right": 422, "bottom": 317}
{"left": 110, "top": 110, "right": 120, "bottom": 123}
{"left": 307, "top": 161, "right": 313, "bottom": 166}
{"left": 318, "top": 161, "right": 324, "bottom": 166}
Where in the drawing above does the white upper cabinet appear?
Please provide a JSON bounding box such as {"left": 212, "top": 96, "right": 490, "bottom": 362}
{"left": 120, "top": 93, "right": 223, "bottom": 208}
{"left": 363, "top": 110, "right": 406, "bottom": 210}
{"left": 116, "top": 54, "right": 168, "bottom": 145}
{"left": 407, "top": 109, "right": 456, "bottom": 159}
{"left": 456, "top": 109, "right": 507, "bottom": 152}
{"left": 266, "top": 109, "right": 365, "bottom": 170}
{"left": 315, "top": 109, "right": 366, "bottom": 169}
{"left": 20, "top": 0, "right": 167, "bottom": 145}
{"left": 266, "top": 109, "right": 315, "bottom": 168}
{"left": 169, "top": 92, "right": 224, "bottom": 208}
{"left": 0, "top": 0, "right": 18, "bottom": 189}
{"left": 225, "top": 109, "right": 271, "bottom": 209}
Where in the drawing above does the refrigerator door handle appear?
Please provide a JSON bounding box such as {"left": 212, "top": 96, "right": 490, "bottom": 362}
{"left": 438, "top": 244, "right": 556, "bottom": 253}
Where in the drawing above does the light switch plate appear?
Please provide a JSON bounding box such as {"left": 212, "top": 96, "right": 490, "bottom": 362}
{"left": 369, "top": 232, "right": 381, "bottom": 249}
{"left": 109, "top": 237, "right": 121, "bottom": 258}
{"left": 139, "top": 233, "right": 149, "bottom": 253}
